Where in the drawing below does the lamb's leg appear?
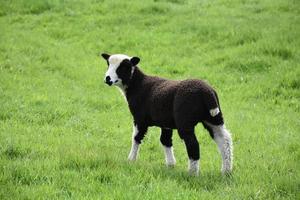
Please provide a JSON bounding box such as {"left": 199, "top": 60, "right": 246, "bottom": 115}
{"left": 128, "top": 124, "right": 147, "bottom": 161}
{"left": 178, "top": 128, "right": 200, "bottom": 176}
{"left": 160, "top": 128, "right": 176, "bottom": 167}
{"left": 204, "top": 122, "right": 233, "bottom": 174}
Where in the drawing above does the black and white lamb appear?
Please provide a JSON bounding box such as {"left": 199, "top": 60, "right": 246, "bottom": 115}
{"left": 100, "top": 53, "right": 233, "bottom": 175}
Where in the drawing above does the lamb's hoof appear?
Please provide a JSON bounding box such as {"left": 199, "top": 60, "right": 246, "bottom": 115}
{"left": 222, "top": 168, "right": 232, "bottom": 176}
{"left": 188, "top": 169, "right": 199, "bottom": 176}
{"left": 127, "top": 154, "right": 137, "bottom": 162}
{"left": 166, "top": 162, "right": 176, "bottom": 168}
{"left": 188, "top": 159, "right": 199, "bottom": 176}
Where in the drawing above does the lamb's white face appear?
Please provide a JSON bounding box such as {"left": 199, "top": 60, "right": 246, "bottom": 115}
{"left": 101, "top": 53, "right": 140, "bottom": 87}
{"left": 104, "top": 54, "right": 131, "bottom": 86}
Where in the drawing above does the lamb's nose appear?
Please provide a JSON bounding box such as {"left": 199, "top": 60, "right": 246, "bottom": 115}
{"left": 105, "top": 76, "right": 112, "bottom": 86}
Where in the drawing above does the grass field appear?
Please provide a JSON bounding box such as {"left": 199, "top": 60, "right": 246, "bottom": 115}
{"left": 0, "top": 0, "right": 299, "bottom": 199}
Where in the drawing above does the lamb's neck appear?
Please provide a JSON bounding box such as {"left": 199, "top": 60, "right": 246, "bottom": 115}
{"left": 125, "top": 67, "right": 147, "bottom": 98}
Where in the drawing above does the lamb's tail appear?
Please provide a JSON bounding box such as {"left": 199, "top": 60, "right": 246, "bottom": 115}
{"left": 205, "top": 90, "right": 221, "bottom": 117}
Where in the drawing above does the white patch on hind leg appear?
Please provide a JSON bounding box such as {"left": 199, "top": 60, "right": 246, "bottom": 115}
{"left": 210, "top": 107, "right": 220, "bottom": 117}
{"left": 163, "top": 146, "right": 176, "bottom": 167}
{"left": 204, "top": 122, "right": 233, "bottom": 174}
{"left": 188, "top": 159, "right": 199, "bottom": 176}
{"left": 218, "top": 127, "right": 233, "bottom": 174}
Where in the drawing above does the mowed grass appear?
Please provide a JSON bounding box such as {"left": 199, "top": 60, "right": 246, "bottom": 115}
{"left": 0, "top": 0, "right": 299, "bottom": 199}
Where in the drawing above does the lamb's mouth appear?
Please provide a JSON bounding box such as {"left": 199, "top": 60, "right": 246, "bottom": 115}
{"left": 106, "top": 82, "right": 112, "bottom": 86}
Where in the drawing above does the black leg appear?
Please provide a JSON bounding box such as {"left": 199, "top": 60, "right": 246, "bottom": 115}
{"left": 160, "top": 128, "right": 173, "bottom": 147}
{"left": 203, "top": 122, "right": 214, "bottom": 139}
{"left": 178, "top": 128, "right": 200, "bottom": 175}
{"left": 182, "top": 133, "right": 199, "bottom": 161}
{"left": 134, "top": 125, "right": 148, "bottom": 144}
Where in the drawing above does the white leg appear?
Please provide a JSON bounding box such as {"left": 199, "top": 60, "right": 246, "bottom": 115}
{"left": 188, "top": 159, "right": 199, "bottom": 176}
{"left": 162, "top": 146, "right": 176, "bottom": 167}
{"left": 205, "top": 122, "right": 233, "bottom": 174}
{"left": 128, "top": 125, "right": 139, "bottom": 161}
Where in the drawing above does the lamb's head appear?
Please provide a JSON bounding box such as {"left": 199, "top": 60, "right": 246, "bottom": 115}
{"left": 101, "top": 53, "right": 140, "bottom": 87}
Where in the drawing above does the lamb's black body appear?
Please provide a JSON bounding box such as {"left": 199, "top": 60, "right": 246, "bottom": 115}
{"left": 125, "top": 67, "right": 223, "bottom": 161}
{"left": 127, "top": 67, "right": 223, "bottom": 130}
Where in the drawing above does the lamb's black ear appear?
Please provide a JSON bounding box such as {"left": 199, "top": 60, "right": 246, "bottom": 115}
{"left": 130, "top": 57, "right": 140, "bottom": 66}
{"left": 101, "top": 53, "right": 110, "bottom": 60}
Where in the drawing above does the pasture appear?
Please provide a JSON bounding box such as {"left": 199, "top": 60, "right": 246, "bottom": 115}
{"left": 0, "top": 0, "right": 299, "bottom": 199}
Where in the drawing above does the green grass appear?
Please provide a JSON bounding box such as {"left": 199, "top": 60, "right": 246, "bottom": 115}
{"left": 0, "top": 0, "right": 299, "bottom": 199}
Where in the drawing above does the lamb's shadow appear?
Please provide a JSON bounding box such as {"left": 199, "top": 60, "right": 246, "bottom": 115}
{"left": 124, "top": 161, "right": 235, "bottom": 192}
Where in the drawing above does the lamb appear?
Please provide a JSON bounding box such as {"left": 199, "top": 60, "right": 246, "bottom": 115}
{"left": 100, "top": 53, "right": 233, "bottom": 175}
